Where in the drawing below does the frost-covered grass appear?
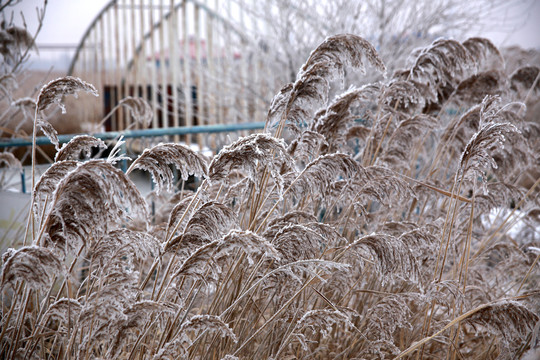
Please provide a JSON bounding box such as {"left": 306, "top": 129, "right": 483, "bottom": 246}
{"left": 1, "top": 32, "right": 540, "bottom": 359}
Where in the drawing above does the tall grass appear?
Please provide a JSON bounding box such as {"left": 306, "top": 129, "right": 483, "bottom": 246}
{"left": 1, "top": 33, "right": 539, "bottom": 359}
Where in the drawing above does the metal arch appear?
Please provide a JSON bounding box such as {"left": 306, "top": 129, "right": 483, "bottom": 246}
{"left": 67, "top": 0, "right": 116, "bottom": 76}
{"left": 124, "top": 0, "right": 252, "bottom": 73}
{"left": 67, "top": 0, "right": 252, "bottom": 77}
{"left": 64, "top": 0, "right": 275, "bottom": 138}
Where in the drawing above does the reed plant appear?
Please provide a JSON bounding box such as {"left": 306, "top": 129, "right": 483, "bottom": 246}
{"left": 1, "top": 31, "right": 539, "bottom": 359}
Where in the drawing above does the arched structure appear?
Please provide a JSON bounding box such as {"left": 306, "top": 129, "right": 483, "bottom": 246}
{"left": 68, "top": 0, "right": 283, "bottom": 145}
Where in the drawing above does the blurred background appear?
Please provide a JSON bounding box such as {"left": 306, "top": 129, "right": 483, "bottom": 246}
{"left": 4, "top": 0, "right": 540, "bottom": 135}
{"left": 2, "top": 0, "right": 539, "bottom": 172}
{"left": 11, "top": 0, "right": 540, "bottom": 72}
{"left": 1, "top": 0, "right": 539, "bottom": 240}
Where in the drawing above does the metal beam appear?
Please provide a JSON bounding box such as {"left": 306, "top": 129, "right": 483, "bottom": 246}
{"left": 0, "top": 122, "right": 265, "bottom": 148}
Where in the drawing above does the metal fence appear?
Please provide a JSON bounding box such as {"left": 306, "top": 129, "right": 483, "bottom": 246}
{"left": 0, "top": 122, "right": 266, "bottom": 193}
{"left": 68, "top": 0, "right": 282, "bottom": 149}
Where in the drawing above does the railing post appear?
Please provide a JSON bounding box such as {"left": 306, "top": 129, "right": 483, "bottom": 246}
{"left": 20, "top": 168, "right": 26, "bottom": 194}
{"left": 121, "top": 141, "right": 128, "bottom": 172}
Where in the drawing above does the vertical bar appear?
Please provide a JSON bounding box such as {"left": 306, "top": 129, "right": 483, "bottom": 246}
{"left": 121, "top": 141, "right": 128, "bottom": 172}
{"left": 131, "top": 0, "right": 139, "bottom": 131}
{"left": 92, "top": 25, "right": 101, "bottom": 123}
{"left": 80, "top": 39, "right": 88, "bottom": 123}
{"left": 222, "top": 0, "right": 230, "bottom": 125}
{"left": 206, "top": 2, "right": 216, "bottom": 131}
{"left": 249, "top": 8, "right": 262, "bottom": 123}
{"left": 114, "top": 2, "right": 122, "bottom": 130}
{"left": 106, "top": 7, "right": 116, "bottom": 131}
{"left": 149, "top": 0, "right": 159, "bottom": 129}
{"left": 139, "top": 0, "right": 148, "bottom": 110}
{"left": 238, "top": 0, "right": 249, "bottom": 137}
{"left": 170, "top": 0, "right": 180, "bottom": 142}
{"left": 20, "top": 169, "right": 26, "bottom": 194}
{"left": 99, "top": 17, "right": 107, "bottom": 128}
{"left": 204, "top": 1, "right": 216, "bottom": 150}
{"left": 159, "top": 0, "right": 168, "bottom": 130}
{"left": 182, "top": 0, "right": 192, "bottom": 144}
{"left": 122, "top": 0, "right": 130, "bottom": 128}
{"left": 213, "top": 0, "right": 222, "bottom": 127}
{"left": 193, "top": 3, "right": 204, "bottom": 149}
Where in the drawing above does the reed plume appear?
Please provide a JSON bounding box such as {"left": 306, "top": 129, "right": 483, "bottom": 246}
{"left": 0, "top": 152, "right": 21, "bottom": 169}
{"left": 127, "top": 143, "right": 208, "bottom": 194}
{"left": 54, "top": 135, "right": 107, "bottom": 162}
{"left": 2, "top": 32, "right": 539, "bottom": 360}
{"left": 1, "top": 246, "right": 62, "bottom": 291}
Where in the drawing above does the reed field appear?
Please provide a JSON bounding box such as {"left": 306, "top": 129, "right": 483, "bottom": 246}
{"left": 1, "top": 15, "right": 540, "bottom": 360}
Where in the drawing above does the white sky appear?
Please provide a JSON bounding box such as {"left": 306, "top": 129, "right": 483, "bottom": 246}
{"left": 7, "top": 0, "right": 540, "bottom": 66}
{"left": 483, "top": 0, "right": 540, "bottom": 49}
{"left": 11, "top": 0, "right": 111, "bottom": 45}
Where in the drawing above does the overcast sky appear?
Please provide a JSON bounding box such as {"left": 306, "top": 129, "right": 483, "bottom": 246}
{"left": 483, "top": 0, "right": 540, "bottom": 49}
{"left": 12, "top": 0, "right": 110, "bottom": 45}
{"left": 9, "top": 0, "right": 540, "bottom": 67}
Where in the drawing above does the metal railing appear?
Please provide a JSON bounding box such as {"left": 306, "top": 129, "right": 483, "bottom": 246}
{"left": 68, "top": 0, "right": 283, "bottom": 139}
{"left": 0, "top": 122, "right": 266, "bottom": 193}
{"left": 0, "top": 122, "right": 265, "bottom": 148}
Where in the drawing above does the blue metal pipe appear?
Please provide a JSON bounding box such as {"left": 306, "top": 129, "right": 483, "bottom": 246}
{"left": 20, "top": 168, "right": 26, "bottom": 194}
{"left": 0, "top": 122, "right": 266, "bottom": 148}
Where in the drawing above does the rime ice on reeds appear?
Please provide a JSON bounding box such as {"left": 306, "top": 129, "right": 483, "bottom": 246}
{"left": 0, "top": 24, "right": 34, "bottom": 61}
{"left": 164, "top": 201, "right": 236, "bottom": 254}
{"left": 1, "top": 246, "right": 62, "bottom": 291}
{"left": 54, "top": 135, "right": 107, "bottom": 162}
{"left": 118, "top": 96, "right": 153, "bottom": 128}
{"left": 36, "top": 76, "right": 98, "bottom": 114}
{"left": 173, "top": 230, "right": 279, "bottom": 284}
{"left": 0, "top": 151, "right": 21, "bottom": 169}
{"left": 35, "top": 76, "right": 98, "bottom": 149}
{"left": 127, "top": 143, "right": 208, "bottom": 194}
{"left": 3, "top": 32, "right": 540, "bottom": 359}
{"left": 41, "top": 160, "right": 148, "bottom": 254}
{"left": 208, "top": 133, "right": 292, "bottom": 196}
{"left": 291, "top": 153, "right": 364, "bottom": 197}
{"left": 266, "top": 34, "right": 386, "bottom": 133}
{"left": 310, "top": 83, "right": 382, "bottom": 152}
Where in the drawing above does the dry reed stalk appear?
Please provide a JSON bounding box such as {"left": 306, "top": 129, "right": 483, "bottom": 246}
{"left": 2, "top": 27, "right": 540, "bottom": 359}
{"left": 27, "top": 77, "right": 98, "bottom": 244}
